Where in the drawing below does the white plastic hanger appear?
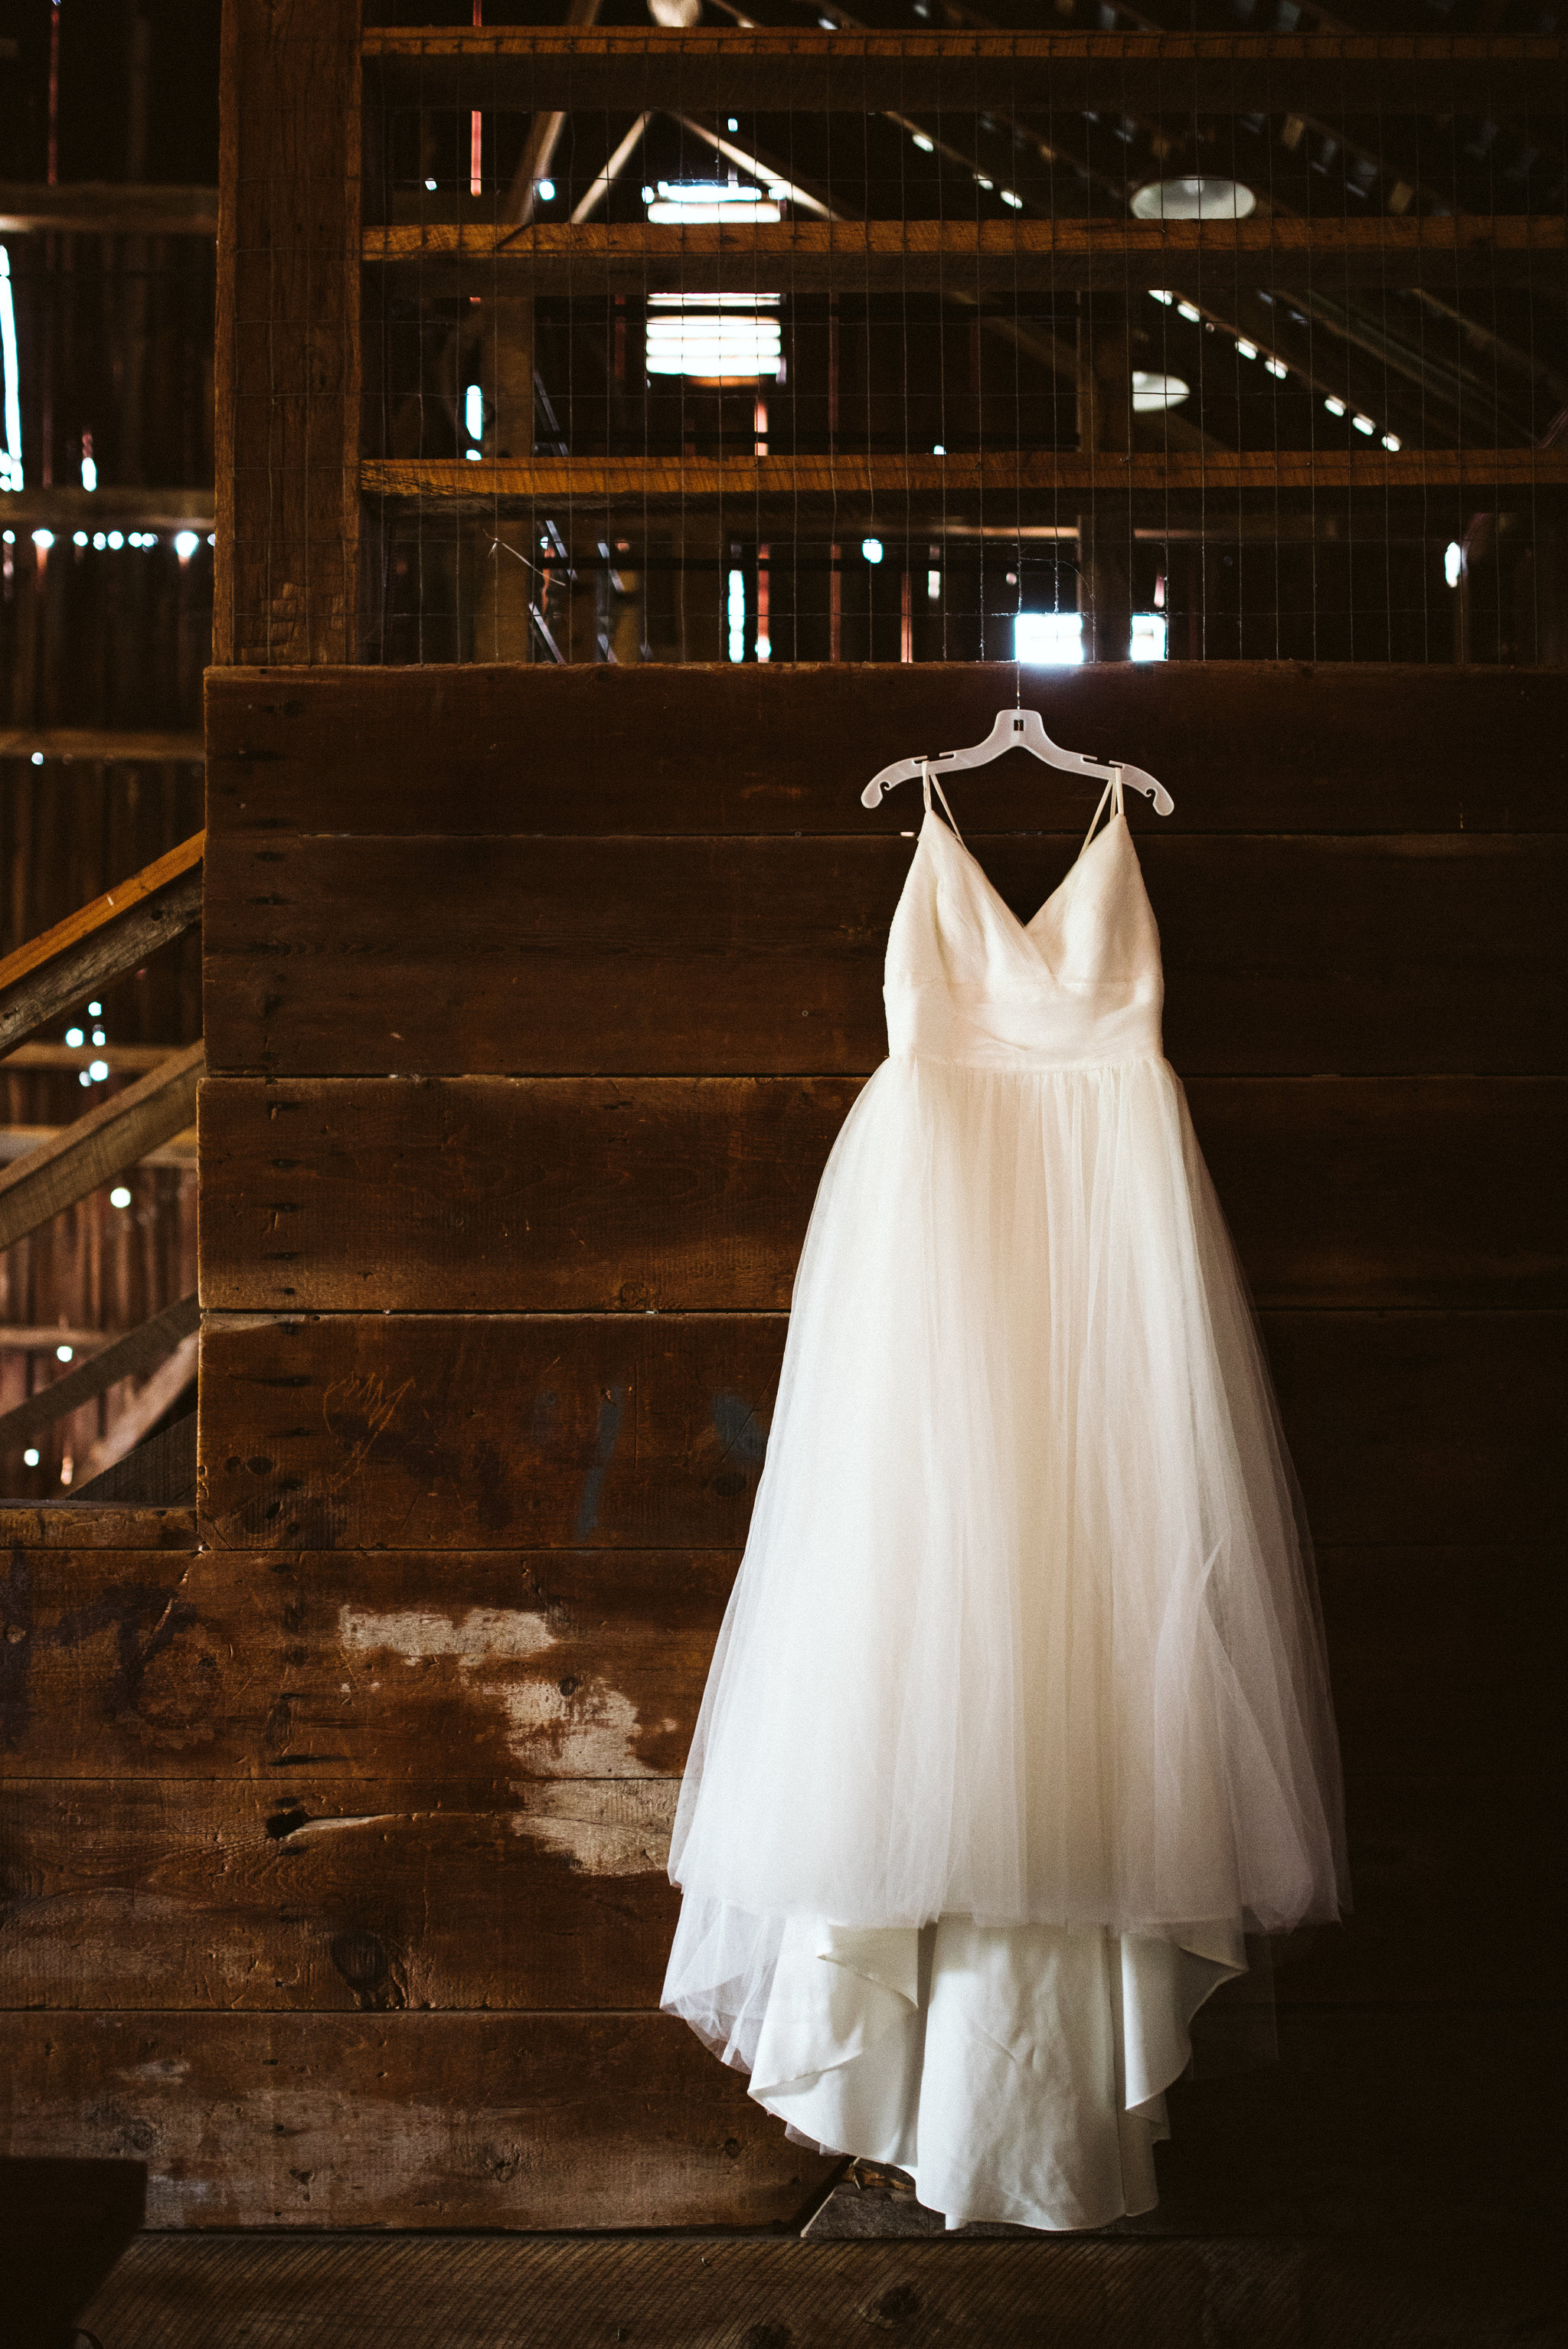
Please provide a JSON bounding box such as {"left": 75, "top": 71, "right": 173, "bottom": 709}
{"left": 861, "top": 707, "right": 1175, "bottom": 817}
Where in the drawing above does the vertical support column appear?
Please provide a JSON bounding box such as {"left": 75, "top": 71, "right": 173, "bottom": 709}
{"left": 1076, "top": 293, "right": 1133, "bottom": 665}
{"left": 214, "top": 0, "right": 362, "bottom": 665}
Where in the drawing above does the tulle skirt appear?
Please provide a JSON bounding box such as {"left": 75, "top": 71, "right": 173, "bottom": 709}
{"left": 663, "top": 1052, "right": 1348, "bottom": 2225}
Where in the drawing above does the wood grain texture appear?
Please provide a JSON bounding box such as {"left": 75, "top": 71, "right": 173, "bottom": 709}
{"left": 0, "top": 1295, "right": 200, "bottom": 1453}
{"left": 2, "top": 2004, "right": 1556, "bottom": 2233}
{"left": 364, "top": 213, "right": 1568, "bottom": 295}
{"left": 5, "top": 1544, "right": 1551, "bottom": 1788}
{"left": 214, "top": 0, "right": 361, "bottom": 665}
{"left": 0, "top": 2010, "right": 836, "bottom": 2230}
{"left": 366, "top": 449, "right": 1568, "bottom": 508}
{"left": 194, "top": 1311, "right": 1563, "bottom": 1552}
{"left": 0, "top": 1771, "right": 1552, "bottom": 2015}
{"left": 201, "top": 835, "right": 1566, "bottom": 1078}
{"left": 0, "top": 833, "right": 204, "bottom": 998}
{"left": 74, "top": 2228, "right": 1568, "bottom": 2349}
{"left": 197, "top": 1075, "right": 1567, "bottom": 1314}
{"left": 0, "top": 867, "right": 204, "bottom": 1060}
{"left": 362, "top": 25, "right": 1566, "bottom": 114}
{"left": 202, "top": 663, "right": 1563, "bottom": 837}
{"left": 0, "top": 1545, "right": 727, "bottom": 1782}
{"left": 0, "top": 1504, "right": 197, "bottom": 1550}
{"left": 0, "top": 1042, "right": 204, "bottom": 1252}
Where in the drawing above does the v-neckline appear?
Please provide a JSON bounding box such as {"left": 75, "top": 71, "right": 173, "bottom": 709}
{"left": 924, "top": 807, "right": 1120, "bottom": 946}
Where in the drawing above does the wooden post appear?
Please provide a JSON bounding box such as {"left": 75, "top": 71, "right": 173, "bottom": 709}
{"left": 1076, "top": 292, "right": 1133, "bottom": 665}
{"left": 214, "top": 0, "right": 362, "bottom": 664}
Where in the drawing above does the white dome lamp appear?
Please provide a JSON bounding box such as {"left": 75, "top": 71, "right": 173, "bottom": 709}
{"left": 1129, "top": 177, "right": 1256, "bottom": 221}
{"left": 1131, "top": 371, "right": 1190, "bottom": 412}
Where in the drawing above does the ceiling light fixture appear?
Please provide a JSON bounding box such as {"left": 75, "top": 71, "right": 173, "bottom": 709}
{"left": 1129, "top": 176, "right": 1256, "bottom": 221}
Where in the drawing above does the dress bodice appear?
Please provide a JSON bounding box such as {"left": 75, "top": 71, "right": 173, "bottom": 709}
{"left": 884, "top": 807, "right": 1165, "bottom": 1072}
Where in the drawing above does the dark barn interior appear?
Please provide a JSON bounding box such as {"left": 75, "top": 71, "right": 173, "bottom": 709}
{"left": 0, "top": 5, "right": 1563, "bottom": 2344}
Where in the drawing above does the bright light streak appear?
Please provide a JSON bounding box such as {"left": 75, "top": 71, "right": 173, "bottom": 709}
{"left": 80, "top": 454, "right": 96, "bottom": 490}
{"left": 1148, "top": 288, "right": 1174, "bottom": 305}
{"left": 0, "top": 247, "right": 21, "bottom": 490}
{"left": 861, "top": 537, "right": 884, "bottom": 564}
{"left": 1265, "top": 357, "right": 1288, "bottom": 378}
{"left": 465, "top": 384, "right": 483, "bottom": 440}
{"left": 1015, "top": 612, "right": 1083, "bottom": 665}
{"left": 1177, "top": 301, "right": 1201, "bottom": 323}
{"left": 31, "top": 528, "right": 53, "bottom": 549}
{"left": 1324, "top": 396, "right": 1346, "bottom": 417}
{"left": 1382, "top": 432, "right": 1401, "bottom": 451}
{"left": 727, "top": 567, "right": 746, "bottom": 662}
{"left": 1000, "top": 189, "right": 1023, "bottom": 209}
{"left": 175, "top": 531, "right": 198, "bottom": 560}
{"left": 912, "top": 133, "right": 933, "bottom": 153}
{"left": 1130, "top": 611, "right": 1168, "bottom": 662}
{"left": 1444, "top": 541, "right": 1462, "bottom": 588}
{"left": 927, "top": 569, "right": 941, "bottom": 602}
{"left": 1352, "top": 413, "right": 1375, "bottom": 434}
{"left": 1236, "top": 338, "right": 1258, "bottom": 360}
{"left": 536, "top": 178, "right": 555, "bottom": 202}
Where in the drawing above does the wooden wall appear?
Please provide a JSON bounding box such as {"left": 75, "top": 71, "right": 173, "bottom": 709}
{"left": 2, "top": 660, "right": 1563, "bottom": 2249}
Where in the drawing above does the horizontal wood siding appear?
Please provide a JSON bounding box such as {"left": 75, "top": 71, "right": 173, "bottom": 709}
{"left": 198, "top": 1074, "right": 1566, "bottom": 1312}
{"left": 9, "top": 658, "right": 1560, "bottom": 2237}
{"left": 202, "top": 833, "right": 1565, "bottom": 1077}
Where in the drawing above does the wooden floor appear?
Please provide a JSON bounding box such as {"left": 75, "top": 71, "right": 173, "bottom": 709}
{"left": 75, "top": 2230, "right": 1565, "bottom": 2349}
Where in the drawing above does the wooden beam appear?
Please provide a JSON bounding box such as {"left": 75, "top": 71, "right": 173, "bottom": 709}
{"left": 0, "top": 1124, "right": 197, "bottom": 1168}
{"left": 364, "top": 214, "right": 1568, "bottom": 296}
{"left": 0, "top": 1041, "right": 204, "bottom": 1253}
{"left": 0, "top": 488, "right": 214, "bottom": 531}
{"left": 74, "top": 1335, "right": 199, "bottom": 1485}
{"left": 363, "top": 449, "right": 1568, "bottom": 512}
{"left": 0, "top": 1293, "right": 199, "bottom": 1453}
{"left": 361, "top": 27, "right": 1567, "bottom": 113}
{"left": 2, "top": 1045, "right": 183, "bottom": 1074}
{"left": 216, "top": 0, "right": 361, "bottom": 664}
{"left": 0, "top": 728, "right": 204, "bottom": 763}
{"left": 0, "top": 846, "right": 204, "bottom": 1061}
{"left": 0, "top": 834, "right": 204, "bottom": 1001}
{"left": 0, "top": 182, "right": 219, "bottom": 236}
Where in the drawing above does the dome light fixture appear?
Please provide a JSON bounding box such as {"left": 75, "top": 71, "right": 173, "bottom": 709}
{"left": 1130, "top": 177, "right": 1256, "bottom": 222}
{"left": 1132, "top": 371, "right": 1190, "bottom": 412}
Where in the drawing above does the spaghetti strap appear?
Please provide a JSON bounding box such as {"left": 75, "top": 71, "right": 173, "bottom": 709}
{"left": 1080, "top": 766, "right": 1124, "bottom": 858}
{"left": 922, "top": 760, "right": 966, "bottom": 845}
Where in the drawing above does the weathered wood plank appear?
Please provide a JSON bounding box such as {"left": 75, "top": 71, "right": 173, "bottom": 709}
{"left": 368, "top": 449, "right": 1568, "bottom": 508}
{"left": 215, "top": 0, "right": 361, "bottom": 665}
{"left": 197, "top": 1075, "right": 1567, "bottom": 1315}
{"left": 201, "top": 835, "right": 1566, "bottom": 1079}
{"left": 361, "top": 25, "right": 1566, "bottom": 114}
{"left": 0, "top": 833, "right": 204, "bottom": 1001}
{"left": 0, "top": 868, "right": 204, "bottom": 1060}
{"left": 1, "top": 2004, "right": 1555, "bottom": 2233}
{"left": 0, "top": 2010, "right": 835, "bottom": 2230}
{"left": 0, "top": 1504, "right": 197, "bottom": 1550}
{"left": 0, "top": 1771, "right": 1549, "bottom": 2015}
{"left": 364, "top": 214, "right": 1568, "bottom": 297}
{"left": 194, "top": 1312, "right": 1563, "bottom": 1552}
{"left": 202, "top": 664, "right": 1563, "bottom": 838}
{"left": 77, "top": 2228, "right": 1567, "bottom": 2349}
{"left": 0, "top": 1778, "right": 682, "bottom": 2014}
{"left": 4, "top": 1544, "right": 1550, "bottom": 1787}
{"left": 0, "top": 1296, "right": 200, "bottom": 1455}
{"left": 0, "top": 1545, "right": 726, "bottom": 1781}
{"left": 0, "top": 1043, "right": 204, "bottom": 1253}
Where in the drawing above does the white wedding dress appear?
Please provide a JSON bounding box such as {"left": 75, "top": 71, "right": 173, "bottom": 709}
{"left": 662, "top": 770, "right": 1349, "bottom": 2231}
